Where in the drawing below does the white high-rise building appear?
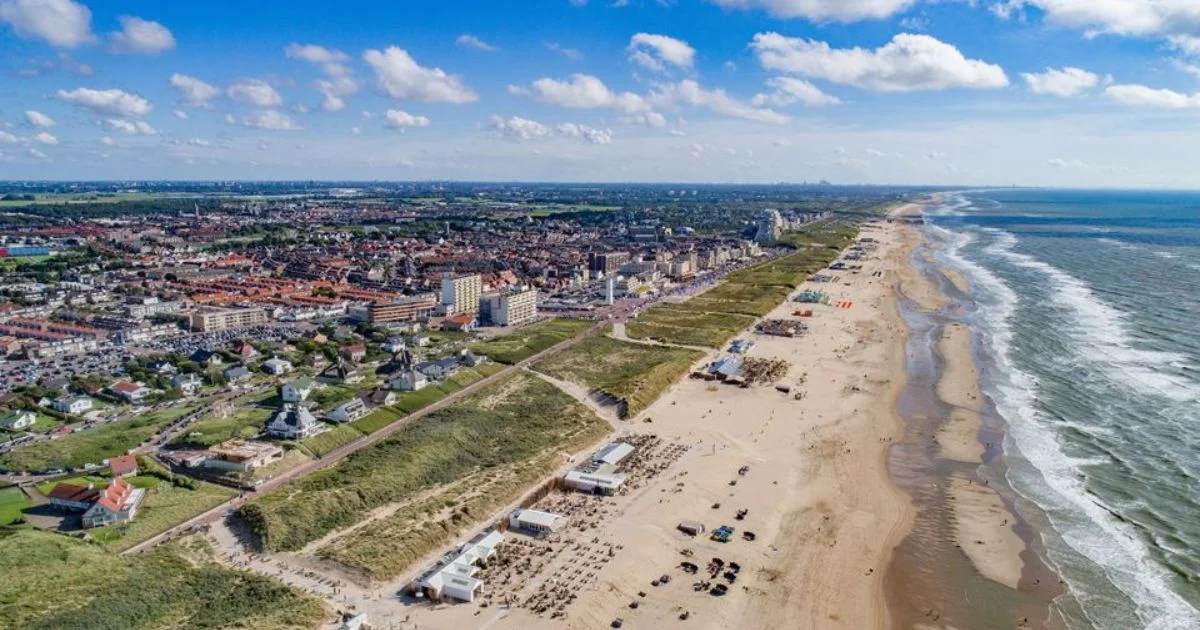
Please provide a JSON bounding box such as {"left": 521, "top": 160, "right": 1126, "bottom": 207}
{"left": 441, "top": 273, "right": 482, "bottom": 315}
{"left": 755, "top": 209, "right": 784, "bottom": 243}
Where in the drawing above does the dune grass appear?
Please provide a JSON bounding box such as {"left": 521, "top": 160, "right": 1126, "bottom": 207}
{"left": 92, "top": 481, "right": 236, "bottom": 552}
{"left": 469, "top": 318, "right": 593, "bottom": 364}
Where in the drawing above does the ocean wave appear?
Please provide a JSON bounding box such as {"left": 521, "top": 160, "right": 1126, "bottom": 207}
{"left": 930, "top": 225, "right": 1200, "bottom": 629}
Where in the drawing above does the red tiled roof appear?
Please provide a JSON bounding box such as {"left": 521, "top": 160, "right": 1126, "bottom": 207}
{"left": 110, "top": 455, "right": 138, "bottom": 477}
{"left": 95, "top": 477, "right": 131, "bottom": 513}
{"left": 48, "top": 483, "right": 99, "bottom": 503}
{"left": 111, "top": 381, "right": 140, "bottom": 393}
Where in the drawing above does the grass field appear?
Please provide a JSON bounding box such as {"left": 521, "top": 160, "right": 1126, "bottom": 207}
{"left": 0, "top": 530, "right": 326, "bottom": 629}
{"left": 388, "top": 365, "right": 502, "bottom": 415}
{"left": 36, "top": 475, "right": 111, "bottom": 496}
{"left": 298, "top": 424, "right": 364, "bottom": 457}
{"left": 238, "top": 372, "right": 610, "bottom": 564}
{"left": 535, "top": 336, "right": 704, "bottom": 417}
{"left": 0, "top": 405, "right": 201, "bottom": 473}
{"left": 170, "top": 407, "right": 271, "bottom": 448}
{"left": 92, "top": 481, "right": 236, "bottom": 552}
{"left": 349, "top": 406, "right": 404, "bottom": 434}
{"left": 626, "top": 307, "right": 756, "bottom": 348}
{"left": 469, "top": 318, "right": 593, "bottom": 364}
{"left": 0, "top": 487, "right": 30, "bottom": 525}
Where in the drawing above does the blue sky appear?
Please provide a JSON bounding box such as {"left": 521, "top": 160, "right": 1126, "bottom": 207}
{"left": 3, "top": 0, "right": 1200, "bottom": 187}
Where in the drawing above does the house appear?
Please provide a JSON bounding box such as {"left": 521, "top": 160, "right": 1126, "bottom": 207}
{"left": 223, "top": 365, "right": 252, "bottom": 384}
{"left": 320, "top": 359, "right": 362, "bottom": 385}
{"left": 303, "top": 331, "right": 328, "bottom": 344}
{"left": 458, "top": 349, "right": 486, "bottom": 368}
{"left": 363, "top": 388, "right": 396, "bottom": 407}
{"left": 434, "top": 356, "right": 462, "bottom": 377}
{"left": 47, "top": 483, "right": 100, "bottom": 511}
{"left": 509, "top": 509, "right": 568, "bottom": 534}
{"left": 171, "top": 373, "right": 203, "bottom": 395}
{"left": 265, "top": 403, "right": 323, "bottom": 440}
{"left": 109, "top": 454, "right": 138, "bottom": 478}
{"left": 281, "top": 378, "right": 318, "bottom": 403}
{"left": 382, "top": 337, "right": 406, "bottom": 353}
{"left": 340, "top": 343, "right": 367, "bottom": 362}
{"left": 52, "top": 396, "right": 93, "bottom": 415}
{"left": 390, "top": 368, "right": 428, "bottom": 392}
{"left": 442, "top": 314, "right": 477, "bottom": 333}
{"left": 203, "top": 440, "right": 282, "bottom": 473}
{"left": 262, "top": 357, "right": 294, "bottom": 376}
{"left": 0, "top": 410, "right": 36, "bottom": 431}
{"left": 328, "top": 398, "right": 368, "bottom": 423}
{"left": 414, "top": 361, "right": 445, "bottom": 381}
{"left": 412, "top": 334, "right": 431, "bottom": 347}
{"left": 109, "top": 380, "right": 152, "bottom": 403}
{"left": 233, "top": 340, "right": 258, "bottom": 360}
{"left": 189, "top": 349, "right": 223, "bottom": 367}
{"left": 147, "top": 360, "right": 178, "bottom": 376}
{"left": 82, "top": 476, "right": 145, "bottom": 528}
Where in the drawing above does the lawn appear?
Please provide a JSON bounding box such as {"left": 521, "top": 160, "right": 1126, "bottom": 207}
{"left": 535, "top": 336, "right": 704, "bottom": 417}
{"left": 239, "top": 372, "right": 610, "bottom": 565}
{"left": 469, "top": 318, "right": 593, "bottom": 364}
{"left": 307, "top": 385, "right": 357, "bottom": 411}
{"left": 0, "top": 487, "right": 30, "bottom": 526}
{"left": 349, "top": 406, "right": 404, "bottom": 434}
{"left": 298, "top": 423, "right": 364, "bottom": 457}
{"left": 170, "top": 407, "right": 271, "bottom": 448}
{"left": 92, "top": 480, "right": 236, "bottom": 552}
{"left": 0, "top": 529, "right": 326, "bottom": 629}
{"left": 0, "top": 405, "right": 201, "bottom": 473}
{"left": 36, "top": 475, "right": 111, "bottom": 496}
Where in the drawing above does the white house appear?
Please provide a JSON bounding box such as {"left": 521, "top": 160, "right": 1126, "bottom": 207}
{"left": 328, "top": 398, "right": 368, "bottom": 423}
{"left": 0, "top": 410, "right": 36, "bottom": 431}
{"left": 389, "top": 369, "right": 428, "bottom": 392}
{"left": 562, "top": 470, "right": 626, "bottom": 495}
{"left": 262, "top": 357, "right": 294, "bottom": 376}
{"left": 109, "top": 380, "right": 152, "bottom": 403}
{"left": 171, "top": 373, "right": 203, "bottom": 395}
{"left": 52, "top": 396, "right": 93, "bottom": 415}
{"left": 382, "top": 337, "right": 407, "bottom": 354}
{"left": 509, "top": 509, "right": 568, "bottom": 534}
{"left": 281, "top": 378, "right": 318, "bottom": 403}
{"left": 265, "top": 403, "right": 323, "bottom": 440}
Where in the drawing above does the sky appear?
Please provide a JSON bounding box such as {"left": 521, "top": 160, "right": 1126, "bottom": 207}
{"left": 2, "top": 0, "right": 1200, "bottom": 187}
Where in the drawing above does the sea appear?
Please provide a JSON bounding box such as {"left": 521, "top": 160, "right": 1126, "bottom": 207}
{"left": 922, "top": 190, "right": 1200, "bottom": 630}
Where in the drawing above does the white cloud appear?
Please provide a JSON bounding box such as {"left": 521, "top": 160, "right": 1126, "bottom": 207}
{"left": 1047, "top": 158, "right": 1086, "bottom": 168}
{"left": 0, "top": 131, "right": 17, "bottom": 143}
{"left": 709, "top": 0, "right": 917, "bottom": 22}
{"left": 652, "top": 79, "right": 790, "bottom": 124}
{"left": 187, "top": 138, "right": 210, "bottom": 147}
{"left": 364, "top": 46, "right": 478, "bottom": 103}
{"left": 172, "top": 109, "right": 189, "bottom": 119}
{"left": 108, "top": 15, "right": 174, "bottom": 54}
{"left": 27, "top": 147, "right": 47, "bottom": 159}
{"left": 57, "top": 87, "right": 153, "bottom": 117}
{"left": 243, "top": 110, "right": 303, "bottom": 130}
{"left": 385, "top": 109, "right": 432, "bottom": 128}
{"left": 104, "top": 118, "right": 156, "bottom": 135}
{"left": 456, "top": 34, "right": 497, "bottom": 51}
{"left": 491, "top": 115, "right": 553, "bottom": 140}
{"left": 286, "top": 44, "right": 359, "bottom": 112}
{"left": 996, "top": 1, "right": 1200, "bottom": 42}
{"left": 752, "top": 76, "right": 841, "bottom": 106}
{"left": 227, "top": 79, "right": 283, "bottom": 107}
{"left": 529, "top": 73, "right": 651, "bottom": 114}
{"left": 24, "top": 110, "right": 55, "bottom": 128}
{"left": 752, "top": 32, "right": 1009, "bottom": 92}
{"left": 866, "top": 148, "right": 886, "bottom": 157}
{"left": 1105, "top": 84, "right": 1200, "bottom": 108}
{"left": 623, "top": 112, "right": 668, "bottom": 128}
{"left": 1021, "top": 66, "right": 1100, "bottom": 97}
{"left": 546, "top": 41, "right": 584, "bottom": 61}
{"left": 99, "top": 135, "right": 114, "bottom": 145}
{"left": 285, "top": 43, "right": 348, "bottom": 66}
{"left": 557, "top": 122, "right": 613, "bottom": 145}
{"left": 169, "top": 73, "right": 220, "bottom": 106}
{"left": 628, "top": 33, "right": 696, "bottom": 73}
{"left": 0, "top": 0, "right": 93, "bottom": 48}
{"left": 32, "top": 131, "right": 56, "bottom": 144}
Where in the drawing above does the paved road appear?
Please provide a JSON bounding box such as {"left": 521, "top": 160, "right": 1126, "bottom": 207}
{"left": 123, "top": 321, "right": 605, "bottom": 555}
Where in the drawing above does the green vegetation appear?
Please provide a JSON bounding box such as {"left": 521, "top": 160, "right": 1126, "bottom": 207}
{"left": 298, "top": 423, "right": 364, "bottom": 457}
{"left": 469, "top": 318, "right": 593, "bottom": 364}
{"left": 170, "top": 407, "right": 271, "bottom": 448}
{"left": 535, "top": 336, "right": 704, "bottom": 417}
{"left": 238, "top": 372, "right": 609, "bottom": 561}
{"left": 349, "top": 406, "right": 404, "bottom": 434}
{"left": 36, "top": 475, "right": 110, "bottom": 496}
{"left": 92, "top": 481, "right": 236, "bottom": 552}
{"left": 0, "top": 405, "right": 199, "bottom": 473}
{"left": 0, "top": 530, "right": 326, "bottom": 629}
{"left": 387, "top": 364, "right": 504, "bottom": 415}
{"left": 627, "top": 221, "right": 859, "bottom": 348}
{"left": 0, "top": 487, "right": 30, "bottom": 525}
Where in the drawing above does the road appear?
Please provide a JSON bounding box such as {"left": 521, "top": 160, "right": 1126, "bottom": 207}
{"left": 122, "top": 321, "right": 605, "bottom": 555}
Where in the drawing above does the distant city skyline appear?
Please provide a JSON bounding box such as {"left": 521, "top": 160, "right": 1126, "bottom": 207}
{"left": 4, "top": 1, "right": 1200, "bottom": 188}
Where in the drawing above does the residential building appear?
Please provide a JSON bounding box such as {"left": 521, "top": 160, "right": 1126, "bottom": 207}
{"left": 479, "top": 288, "right": 537, "bottom": 326}
{"left": 755, "top": 208, "right": 784, "bottom": 243}
{"left": 265, "top": 403, "right": 322, "bottom": 440}
{"left": 203, "top": 440, "right": 283, "bottom": 473}
{"left": 441, "top": 273, "right": 482, "bottom": 315}
{"left": 223, "top": 365, "right": 252, "bottom": 384}
{"left": 47, "top": 483, "right": 100, "bottom": 511}
{"left": 109, "top": 455, "right": 138, "bottom": 478}
{"left": 0, "top": 410, "right": 36, "bottom": 431}
{"left": 281, "top": 378, "right": 318, "bottom": 402}
{"left": 328, "top": 398, "right": 368, "bottom": 423}
{"left": 171, "top": 373, "right": 203, "bottom": 395}
{"left": 340, "top": 344, "right": 366, "bottom": 362}
{"left": 350, "top": 294, "right": 437, "bottom": 324}
{"left": 188, "top": 307, "right": 269, "bottom": 332}
{"left": 588, "top": 251, "right": 630, "bottom": 275}
{"left": 390, "top": 368, "right": 428, "bottom": 392}
{"left": 442, "top": 313, "right": 477, "bottom": 332}
{"left": 320, "top": 359, "right": 362, "bottom": 384}
{"left": 52, "top": 396, "right": 92, "bottom": 415}
{"left": 109, "top": 380, "right": 152, "bottom": 403}
{"left": 82, "top": 477, "right": 145, "bottom": 528}
{"left": 262, "top": 357, "right": 293, "bottom": 375}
